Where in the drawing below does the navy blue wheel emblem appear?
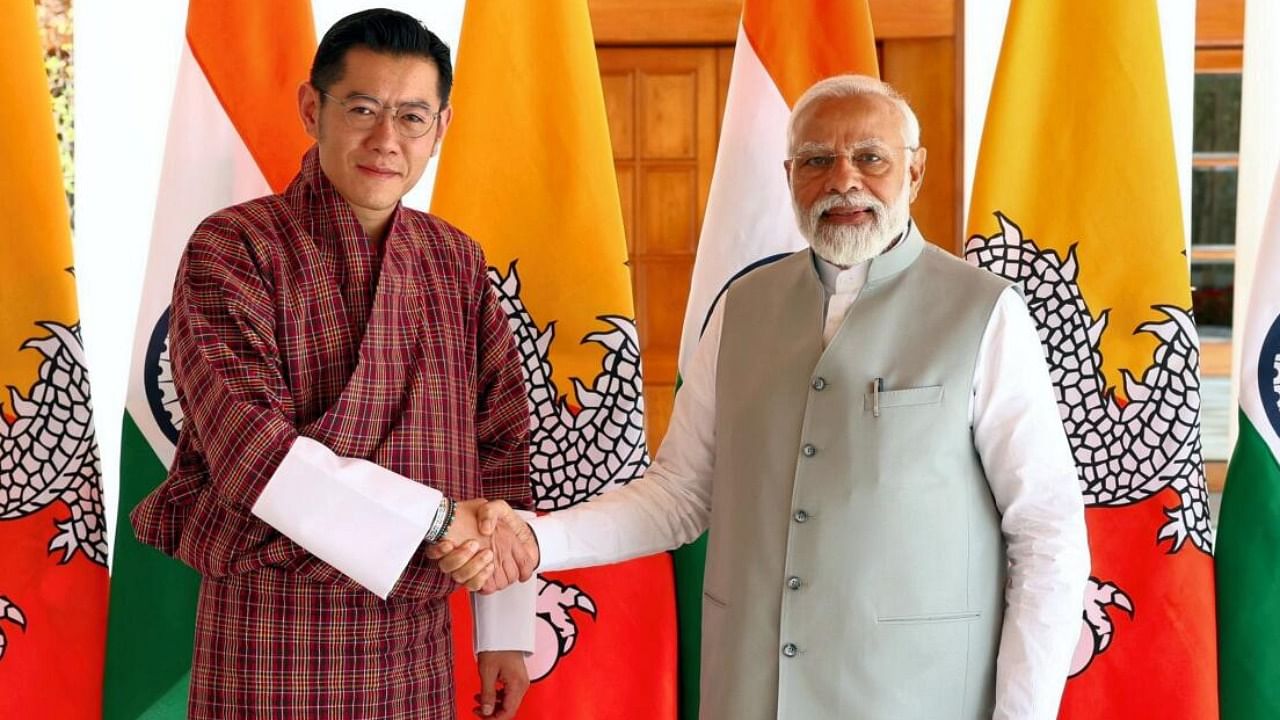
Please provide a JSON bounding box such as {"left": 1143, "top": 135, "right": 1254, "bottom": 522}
{"left": 144, "top": 307, "right": 184, "bottom": 445}
{"left": 1261, "top": 313, "right": 1280, "bottom": 438}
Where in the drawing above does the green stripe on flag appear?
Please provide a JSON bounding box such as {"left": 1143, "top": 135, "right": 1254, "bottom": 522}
{"left": 1217, "top": 409, "right": 1280, "bottom": 719}
{"left": 673, "top": 534, "right": 707, "bottom": 720}
{"left": 103, "top": 413, "right": 200, "bottom": 720}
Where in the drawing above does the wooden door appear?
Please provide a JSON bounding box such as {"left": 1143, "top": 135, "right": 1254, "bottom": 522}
{"left": 597, "top": 48, "right": 725, "bottom": 448}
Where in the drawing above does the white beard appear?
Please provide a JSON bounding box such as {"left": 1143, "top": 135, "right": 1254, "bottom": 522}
{"left": 794, "top": 181, "right": 912, "bottom": 267}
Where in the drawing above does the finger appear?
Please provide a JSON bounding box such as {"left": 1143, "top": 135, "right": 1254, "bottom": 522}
{"left": 451, "top": 550, "right": 494, "bottom": 590}
{"left": 462, "top": 562, "right": 495, "bottom": 592}
{"left": 436, "top": 540, "right": 480, "bottom": 574}
{"left": 424, "top": 539, "right": 454, "bottom": 561}
{"left": 478, "top": 661, "right": 499, "bottom": 717}
{"left": 513, "top": 540, "right": 537, "bottom": 582}
{"left": 493, "top": 676, "right": 528, "bottom": 720}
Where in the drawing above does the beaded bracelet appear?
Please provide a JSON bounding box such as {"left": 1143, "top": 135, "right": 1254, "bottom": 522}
{"left": 427, "top": 497, "right": 458, "bottom": 540}
{"left": 425, "top": 498, "right": 449, "bottom": 543}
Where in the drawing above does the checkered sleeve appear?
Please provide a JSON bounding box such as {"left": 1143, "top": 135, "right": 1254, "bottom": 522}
{"left": 169, "top": 215, "right": 299, "bottom": 509}
{"left": 472, "top": 257, "right": 533, "bottom": 511}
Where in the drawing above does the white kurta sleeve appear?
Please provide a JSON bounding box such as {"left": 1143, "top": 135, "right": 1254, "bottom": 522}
{"left": 529, "top": 301, "right": 724, "bottom": 571}
{"left": 251, "top": 436, "right": 443, "bottom": 599}
{"left": 972, "top": 288, "right": 1091, "bottom": 720}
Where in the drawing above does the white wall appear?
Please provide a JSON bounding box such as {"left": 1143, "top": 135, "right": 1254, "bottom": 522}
{"left": 75, "top": 1, "right": 464, "bottom": 562}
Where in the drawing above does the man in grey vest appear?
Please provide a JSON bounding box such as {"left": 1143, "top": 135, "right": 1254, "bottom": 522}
{"left": 439, "top": 74, "right": 1090, "bottom": 719}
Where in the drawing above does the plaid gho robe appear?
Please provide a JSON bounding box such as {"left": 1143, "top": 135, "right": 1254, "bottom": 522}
{"left": 132, "top": 147, "right": 532, "bottom": 719}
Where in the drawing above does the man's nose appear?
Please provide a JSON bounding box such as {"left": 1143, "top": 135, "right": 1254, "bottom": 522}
{"left": 366, "top": 109, "right": 399, "bottom": 148}
{"left": 827, "top": 155, "right": 864, "bottom": 195}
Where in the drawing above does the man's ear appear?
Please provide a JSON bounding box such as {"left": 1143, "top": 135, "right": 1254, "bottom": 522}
{"left": 430, "top": 105, "right": 454, "bottom": 157}
{"left": 298, "top": 82, "right": 321, "bottom": 140}
{"left": 908, "top": 147, "right": 927, "bottom": 202}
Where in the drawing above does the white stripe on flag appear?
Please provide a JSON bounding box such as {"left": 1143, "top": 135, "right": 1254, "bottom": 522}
{"left": 678, "top": 24, "right": 805, "bottom": 374}
{"left": 126, "top": 42, "right": 271, "bottom": 466}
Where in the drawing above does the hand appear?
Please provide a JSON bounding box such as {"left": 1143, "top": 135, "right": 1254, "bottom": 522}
{"left": 429, "top": 499, "right": 495, "bottom": 591}
{"left": 427, "top": 499, "right": 539, "bottom": 592}
{"left": 474, "top": 651, "right": 530, "bottom": 719}
{"left": 478, "top": 501, "right": 539, "bottom": 594}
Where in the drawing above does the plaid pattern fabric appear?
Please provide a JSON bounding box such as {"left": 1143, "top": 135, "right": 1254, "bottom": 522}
{"left": 132, "top": 147, "right": 532, "bottom": 718}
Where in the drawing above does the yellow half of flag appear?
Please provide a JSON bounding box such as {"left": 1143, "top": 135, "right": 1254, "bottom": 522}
{"left": 0, "top": 1, "right": 77, "bottom": 387}
{"left": 967, "top": 0, "right": 1187, "bottom": 382}
{"left": 432, "top": 0, "right": 630, "bottom": 391}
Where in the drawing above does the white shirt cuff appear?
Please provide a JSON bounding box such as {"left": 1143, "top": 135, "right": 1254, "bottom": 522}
{"left": 472, "top": 509, "right": 538, "bottom": 653}
{"left": 527, "top": 513, "right": 573, "bottom": 572}
{"left": 251, "top": 436, "right": 443, "bottom": 599}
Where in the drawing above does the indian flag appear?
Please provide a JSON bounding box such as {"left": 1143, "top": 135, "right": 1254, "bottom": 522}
{"left": 432, "top": 1, "right": 677, "bottom": 717}
{"left": 965, "top": 1, "right": 1217, "bottom": 717}
{"left": 102, "top": 3, "right": 315, "bottom": 717}
{"left": 672, "top": 1, "right": 877, "bottom": 716}
{"left": 1217, "top": 161, "right": 1280, "bottom": 718}
{"left": 0, "top": 2, "right": 108, "bottom": 717}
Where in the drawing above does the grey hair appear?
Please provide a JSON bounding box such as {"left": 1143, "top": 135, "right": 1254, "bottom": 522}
{"left": 787, "top": 74, "right": 922, "bottom": 152}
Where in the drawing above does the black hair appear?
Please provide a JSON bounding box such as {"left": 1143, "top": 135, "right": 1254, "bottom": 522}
{"left": 310, "top": 8, "right": 454, "bottom": 107}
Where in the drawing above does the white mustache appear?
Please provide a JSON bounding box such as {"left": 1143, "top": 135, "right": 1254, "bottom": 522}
{"left": 810, "top": 193, "right": 886, "bottom": 220}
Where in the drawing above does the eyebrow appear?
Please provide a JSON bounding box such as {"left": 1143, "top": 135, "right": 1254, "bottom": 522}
{"left": 792, "top": 141, "right": 834, "bottom": 155}
{"left": 342, "top": 91, "right": 435, "bottom": 109}
{"left": 791, "top": 138, "right": 894, "bottom": 156}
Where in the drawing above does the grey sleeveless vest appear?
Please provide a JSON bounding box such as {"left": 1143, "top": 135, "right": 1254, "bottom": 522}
{"left": 701, "top": 225, "right": 1013, "bottom": 719}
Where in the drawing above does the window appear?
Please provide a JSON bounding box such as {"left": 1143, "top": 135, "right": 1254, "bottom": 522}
{"left": 1192, "top": 0, "right": 1244, "bottom": 487}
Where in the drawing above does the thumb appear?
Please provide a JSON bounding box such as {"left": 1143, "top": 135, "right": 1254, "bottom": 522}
{"left": 478, "top": 500, "right": 510, "bottom": 536}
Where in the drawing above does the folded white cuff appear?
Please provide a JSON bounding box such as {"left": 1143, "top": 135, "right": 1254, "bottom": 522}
{"left": 251, "top": 436, "right": 443, "bottom": 599}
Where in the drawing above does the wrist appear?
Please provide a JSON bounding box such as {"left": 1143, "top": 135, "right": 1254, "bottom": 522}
{"left": 425, "top": 497, "right": 456, "bottom": 544}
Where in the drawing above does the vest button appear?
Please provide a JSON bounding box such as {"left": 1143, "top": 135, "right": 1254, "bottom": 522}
{"left": 801, "top": 443, "right": 817, "bottom": 457}
{"left": 782, "top": 643, "right": 799, "bottom": 658}
{"left": 812, "top": 377, "right": 827, "bottom": 391}
{"left": 787, "top": 576, "right": 803, "bottom": 590}
{"left": 793, "top": 510, "right": 809, "bottom": 523}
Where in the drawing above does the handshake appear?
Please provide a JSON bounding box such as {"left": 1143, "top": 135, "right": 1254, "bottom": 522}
{"left": 427, "top": 499, "right": 540, "bottom": 593}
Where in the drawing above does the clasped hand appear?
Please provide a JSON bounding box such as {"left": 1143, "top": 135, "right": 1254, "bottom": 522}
{"left": 428, "top": 498, "right": 539, "bottom": 594}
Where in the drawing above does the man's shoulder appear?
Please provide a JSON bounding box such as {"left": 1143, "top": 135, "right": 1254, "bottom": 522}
{"left": 917, "top": 241, "right": 1013, "bottom": 294}
{"left": 188, "top": 194, "right": 292, "bottom": 249}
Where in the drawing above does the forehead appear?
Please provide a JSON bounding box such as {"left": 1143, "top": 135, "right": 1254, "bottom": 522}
{"left": 791, "top": 93, "right": 904, "bottom": 149}
{"left": 332, "top": 46, "right": 441, "bottom": 104}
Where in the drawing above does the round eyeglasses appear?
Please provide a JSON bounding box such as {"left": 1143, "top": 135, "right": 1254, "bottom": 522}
{"left": 322, "top": 92, "right": 441, "bottom": 139}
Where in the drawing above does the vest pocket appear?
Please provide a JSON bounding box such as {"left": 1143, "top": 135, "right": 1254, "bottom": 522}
{"left": 876, "top": 610, "right": 980, "bottom": 625}
{"left": 862, "top": 384, "right": 944, "bottom": 411}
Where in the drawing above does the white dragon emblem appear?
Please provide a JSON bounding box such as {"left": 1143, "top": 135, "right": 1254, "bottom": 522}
{"left": 965, "top": 213, "right": 1213, "bottom": 675}
{"left": 0, "top": 321, "right": 108, "bottom": 660}
{"left": 488, "top": 261, "right": 648, "bottom": 678}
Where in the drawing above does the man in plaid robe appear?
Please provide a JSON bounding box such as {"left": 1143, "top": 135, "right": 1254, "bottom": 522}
{"left": 132, "top": 10, "right": 537, "bottom": 719}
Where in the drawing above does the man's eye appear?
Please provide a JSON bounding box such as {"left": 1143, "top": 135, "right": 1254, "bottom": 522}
{"left": 348, "top": 105, "right": 378, "bottom": 116}
{"left": 855, "top": 153, "right": 884, "bottom": 164}
{"left": 804, "top": 155, "right": 835, "bottom": 168}
{"left": 399, "top": 113, "right": 428, "bottom": 125}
